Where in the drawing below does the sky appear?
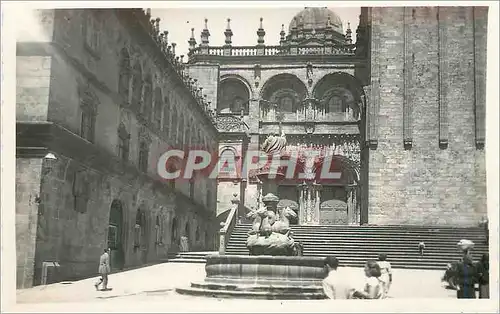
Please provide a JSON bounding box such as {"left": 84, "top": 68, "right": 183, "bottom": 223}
{"left": 152, "top": 6, "right": 360, "bottom": 58}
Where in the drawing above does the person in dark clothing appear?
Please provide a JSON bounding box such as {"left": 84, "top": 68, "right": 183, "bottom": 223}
{"left": 455, "top": 251, "right": 478, "bottom": 299}
{"left": 477, "top": 253, "right": 489, "bottom": 298}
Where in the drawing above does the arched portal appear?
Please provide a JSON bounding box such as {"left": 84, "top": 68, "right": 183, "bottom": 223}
{"left": 268, "top": 153, "right": 361, "bottom": 226}
{"left": 108, "top": 200, "right": 125, "bottom": 270}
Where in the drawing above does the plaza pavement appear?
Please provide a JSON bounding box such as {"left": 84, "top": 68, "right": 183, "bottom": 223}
{"left": 16, "top": 261, "right": 457, "bottom": 305}
{"left": 11, "top": 261, "right": 498, "bottom": 313}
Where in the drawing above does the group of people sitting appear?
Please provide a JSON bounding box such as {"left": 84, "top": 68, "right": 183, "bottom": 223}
{"left": 322, "top": 254, "right": 392, "bottom": 299}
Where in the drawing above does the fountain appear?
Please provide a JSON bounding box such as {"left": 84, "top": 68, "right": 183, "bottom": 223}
{"left": 175, "top": 129, "right": 329, "bottom": 299}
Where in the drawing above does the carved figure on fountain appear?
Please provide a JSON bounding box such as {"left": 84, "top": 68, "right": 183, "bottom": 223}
{"left": 246, "top": 194, "right": 298, "bottom": 256}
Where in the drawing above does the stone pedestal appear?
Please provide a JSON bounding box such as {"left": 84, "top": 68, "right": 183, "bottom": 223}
{"left": 175, "top": 255, "right": 328, "bottom": 299}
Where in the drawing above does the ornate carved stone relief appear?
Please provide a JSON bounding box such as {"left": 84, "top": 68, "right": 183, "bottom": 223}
{"left": 216, "top": 115, "right": 244, "bottom": 132}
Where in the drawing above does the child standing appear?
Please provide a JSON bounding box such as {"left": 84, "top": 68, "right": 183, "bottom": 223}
{"left": 377, "top": 253, "right": 393, "bottom": 296}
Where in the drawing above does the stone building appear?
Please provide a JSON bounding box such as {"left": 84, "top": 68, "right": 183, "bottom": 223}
{"left": 187, "top": 7, "right": 488, "bottom": 226}
{"left": 16, "top": 9, "right": 218, "bottom": 288}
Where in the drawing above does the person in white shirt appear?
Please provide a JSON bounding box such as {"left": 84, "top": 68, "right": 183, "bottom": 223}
{"left": 377, "top": 253, "right": 393, "bottom": 296}
{"left": 322, "top": 256, "right": 355, "bottom": 299}
{"left": 352, "top": 260, "right": 385, "bottom": 299}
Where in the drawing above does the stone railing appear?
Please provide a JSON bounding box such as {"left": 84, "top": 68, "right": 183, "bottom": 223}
{"left": 189, "top": 44, "right": 355, "bottom": 58}
{"left": 218, "top": 195, "right": 240, "bottom": 255}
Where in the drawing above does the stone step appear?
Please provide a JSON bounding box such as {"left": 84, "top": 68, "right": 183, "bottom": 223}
{"left": 168, "top": 258, "right": 207, "bottom": 264}
{"left": 175, "top": 286, "right": 326, "bottom": 300}
{"left": 191, "top": 282, "right": 322, "bottom": 293}
{"left": 231, "top": 231, "right": 485, "bottom": 238}
{"left": 233, "top": 226, "right": 485, "bottom": 231}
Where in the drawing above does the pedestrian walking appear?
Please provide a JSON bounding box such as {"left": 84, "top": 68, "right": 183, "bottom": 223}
{"left": 94, "top": 248, "right": 111, "bottom": 291}
{"left": 477, "top": 253, "right": 489, "bottom": 299}
{"left": 418, "top": 241, "right": 425, "bottom": 256}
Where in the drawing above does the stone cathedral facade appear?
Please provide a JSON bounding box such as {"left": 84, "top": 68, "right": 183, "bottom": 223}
{"left": 187, "top": 7, "right": 488, "bottom": 227}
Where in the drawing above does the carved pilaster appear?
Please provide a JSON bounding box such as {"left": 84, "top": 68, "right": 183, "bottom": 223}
{"left": 369, "top": 9, "right": 380, "bottom": 150}
{"left": 403, "top": 7, "right": 413, "bottom": 149}
{"left": 438, "top": 7, "right": 449, "bottom": 149}
{"left": 312, "top": 183, "right": 322, "bottom": 225}
{"left": 473, "top": 7, "right": 487, "bottom": 150}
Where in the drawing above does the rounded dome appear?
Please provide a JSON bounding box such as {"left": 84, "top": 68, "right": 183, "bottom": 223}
{"left": 289, "top": 7, "right": 344, "bottom": 34}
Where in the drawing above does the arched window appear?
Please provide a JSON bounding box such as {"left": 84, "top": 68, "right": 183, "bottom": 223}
{"left": 138, "top": 140, "right": 149, "bottom": 173}
{"left": 218, "top": 79, "right": 250, "bottom": 114}
{"left": 153, "top": 87, "right": 163, "bottom": 129}
{"left": 131, "top": 62, "right": 143, "bottom": 109}
{"left": 185, "top": 118, "right": 192, "bottom": 147}
{"left": 134, "top": 208, "right": 146, "bottom": 248}
{"left": 142, "top": 75, "right": 153, "bottom": 121}
{"left": 162, "top": 96, "right": 170, "bottom": 135}
{"left": 117, "top": 123, "right": 130, "bottom": 162}
{"left": 78, "top": 83, "right": 99, "bottom": 143}
{"left": 171, "top": 217, "right": 178, "bottom": 243}
{"left": 155, "top": 215, "right": 163, "bottom": 245}
{"left": 83, "top": 12, "right": 101, "bottom": 53}
{"left": 184, "top": 222, "right": 190, "bottom": 238}
{"left": 195, "top": 226, "right": 200, "bottom": 242}
{"left": 171, "top": 106, "right": 178, "bottom": 143}
{"left": 178, "top": 114, "right": 184, "bottom": 146}
{"left": 219, "top": 148, "right": 237, "bottom": 175}
{"left": 118, "top": 48, "right": 131, "bottom": 102}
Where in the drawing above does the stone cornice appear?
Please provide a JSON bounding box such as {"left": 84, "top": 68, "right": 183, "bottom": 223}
{"left": 114, "top": 9, "right": 219, "bottom": 136}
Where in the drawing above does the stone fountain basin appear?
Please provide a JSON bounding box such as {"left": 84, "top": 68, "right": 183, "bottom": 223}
{"left": 175, "top": 255, "right": 329, "bottom": 299}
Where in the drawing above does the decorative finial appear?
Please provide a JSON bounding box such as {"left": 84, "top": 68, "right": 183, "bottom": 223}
{"left": 190, "top": 28, "right": 195, "bottom": 38}
{"left": 204, "top": 18, "right": 208, "bottom": 29}
{"left": 257, "top": 17, "right": 266, "bottom": 45}
{"left": 224, "top": 17, "right": 233, "bottom": 45}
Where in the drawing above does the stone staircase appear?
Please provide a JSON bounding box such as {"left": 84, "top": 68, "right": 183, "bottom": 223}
{"left": 224, "top": 224, "right": 489, "bottom": 270}
{"left": 167, "top": 251, "right": 217, "bottom": 263}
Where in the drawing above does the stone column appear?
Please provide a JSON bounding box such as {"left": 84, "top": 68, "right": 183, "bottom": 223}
{"left": 346, "top": 186, "right": 357, "bottom": 225}
{"left": 297, "top": 182, "right": 307, "bottom": 225}
{"left": 312, "top": 182, "right": 322, "bottom": 224}
{"left": 306, "top": 185, "right": 312, "bottom": 224}
{"left": 352, "top": 185, "right": 359, "bottom": 225}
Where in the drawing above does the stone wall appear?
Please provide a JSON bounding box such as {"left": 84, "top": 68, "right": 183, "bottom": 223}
{"left": 16, "top": 9, "right": 219, "bottom": 288}
{"left": 30, "top": 152, "right": 215, "bottom": 285}
{"left": 367, "top": 7, "right": 487, "bottom": 226}
{"left": 16, "top": 158, "right": 43, "bottom": 288}
{"left": 187, "top": 64, "right": 220, "bottom": 112}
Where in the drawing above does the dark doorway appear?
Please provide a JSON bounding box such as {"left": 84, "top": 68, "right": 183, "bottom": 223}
{"left": 108, "top": 200, "right": 125, "bottom": 270}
